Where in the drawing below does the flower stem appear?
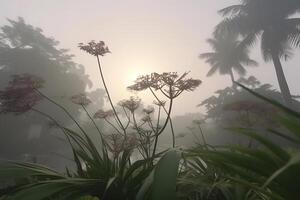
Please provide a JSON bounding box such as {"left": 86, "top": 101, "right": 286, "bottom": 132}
{"left": 30, "top": 108, "right": 75, "bottom": 152}
{"left": 96, "top": 56, "right": 125, "bottom": 133}
{"left": 151, "top": 97, "right": 173, "bottom": 158}
{"left": 34, "top": 89, "right": 88, "bottom": 138}
{"left": 81, "top": 105, "right": 107, "bottom": 152}
{"left": 149, "top": 88, "right": 175, "bottom": 148}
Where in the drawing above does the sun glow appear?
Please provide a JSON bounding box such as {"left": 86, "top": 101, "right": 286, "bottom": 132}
{"left": 125, "top": 65, "right": 150, "bottom": 86}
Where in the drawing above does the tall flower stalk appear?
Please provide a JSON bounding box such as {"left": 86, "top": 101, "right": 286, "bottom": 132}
{"left": 150, "top": 88, "right": 176, "bottom": 148}
{"left": 79, "top": 41, "right": 126, "bottom": 134}
{"left": 34, "top": 89, "right": 88, "bottom": 137}
{"left": 30, "top": 107, "right": 77, "bottom": 152}
{"left": 128, "top": 72, "right": 202, "bottom": 157}
{"left": 70, "top": 93, "right": 107, "bottom": 152}
{"left": 0, "top": 39, "right": 205, "bottom": 199}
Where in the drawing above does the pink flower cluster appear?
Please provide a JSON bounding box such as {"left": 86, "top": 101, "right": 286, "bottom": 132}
{"left": 0, "top": 74, "right": 44, "bottom": 114}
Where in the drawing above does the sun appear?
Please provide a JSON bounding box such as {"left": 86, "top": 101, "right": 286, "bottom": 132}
{"left": 125, "top": 66, "right": 150, "bottom": 85}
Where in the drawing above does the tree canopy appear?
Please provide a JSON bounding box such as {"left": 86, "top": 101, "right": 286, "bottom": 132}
{"left": 0, "top": 18, "right": 102, "bottom": 166}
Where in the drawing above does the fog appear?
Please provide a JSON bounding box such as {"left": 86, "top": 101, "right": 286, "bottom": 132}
{"left": 0, "top": 2, "right": 300, "bottom": 198}
{"left": 2, "top": 0, "right": 299, "bottom": 115}
{"left": 1, "top": 0, "right": 300, "bottom": 158}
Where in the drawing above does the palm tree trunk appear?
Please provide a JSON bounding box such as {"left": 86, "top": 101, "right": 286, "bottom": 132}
{"left": 229, "top": 69, "right": 235, "bottom": 84}
{"left": 271, "top": 51, "right": 293, "bottom": 108}
{"left": 229, "top": 69, "right": 238, "bottom": 91}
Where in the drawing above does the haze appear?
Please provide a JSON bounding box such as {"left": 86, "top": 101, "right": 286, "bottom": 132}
{"left": 2, "top": 0, "right": 299, "bottom": 115}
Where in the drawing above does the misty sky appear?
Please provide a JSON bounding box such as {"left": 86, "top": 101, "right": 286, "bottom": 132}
{"left": 1, "top": 0, "right": 300, "bottom": 115}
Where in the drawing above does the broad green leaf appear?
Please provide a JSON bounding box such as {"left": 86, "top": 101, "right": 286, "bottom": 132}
{"left": 151, "top": 150, "right": 180, "bottom": 200}
{"left": 136, "top": 171, "right": 154, "bottom": 200}
{"left": 263, "top": 153, "right": 300, "bottom": 188}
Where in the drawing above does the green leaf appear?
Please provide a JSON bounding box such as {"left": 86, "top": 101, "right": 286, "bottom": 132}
{"left": 136, "top": 150, "right": 180, "bottom": 200}
{"left": 9, "top": 182, "right": 72, "bottom": 200}
{"left": 263, "top": 153, "right": 300, "bottom": 188}
{"left": 229, "top": 128, "right": 290, "bottom": 162}
{"left": 136, "top": 171, "right": 154, "bottom": 200}
{"left": 277, "top": 116, "right": 300, "bottom": 141}
{"left": 151, "top": 150, "right": 180, "bottom": 200}
{"left": 235, "top": 82, "right": 300, "bottom": 118}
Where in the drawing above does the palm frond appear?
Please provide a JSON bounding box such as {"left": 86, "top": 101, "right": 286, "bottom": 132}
{"left": 218, "top": 5, "right": 244, "bottom": 17}
{"left": 286, "top": 18, "right": 300, "bottom": 48}
{"left": 206, "top": 65, "right": 219, "bottom": 77}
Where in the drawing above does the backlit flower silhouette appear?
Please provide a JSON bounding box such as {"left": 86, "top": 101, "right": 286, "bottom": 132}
{"left": 127, "top": 73, "right": 161, "bottom": 91}
{"left": 0, "top": 74, "right": 44, "bottom": 114}
{"left": 79, "top": 40, "right": 125, "bottom": 131}
{"left": 192, "top": 119, "right": 206, "bottom": 125}
{"left": 128, "top": 72, "right": 202, "bottom": 98}
{"left": 93, "top": 109, "right": 115, "bottom": 119}
{"left": 143, "top": 106, "right": 154, "bottom": 115}
{"left": 70, "top": 93, "right": 92, "bottom": 106}
{"left": 128, "top": 72, "right": 201, "bottom": 149}
{"left": 118, "top": 96, "right": 141, "bottom": 113}
{"left": 9, "top": 74, "right": 45, "bottom": 89}
{"left": 78, "top": 40, "right": 110, "bottom": 56}
{"left": 105, "top": 133, "right": 138, "bottom": 158}
{"left": 141, "top": 115, "right": 152, "bottom": 123}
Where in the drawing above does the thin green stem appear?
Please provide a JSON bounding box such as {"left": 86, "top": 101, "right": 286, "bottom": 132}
{"left": 34, "top": 89, "right": 87, "bottom": 136}
{"left": 132, "top": 111, "right": 149, "bottom": 158}
{"left": 104, "top": 118, "right": 123, "bottom": 135}
{"left": 31, "top": 108, "right": 65, "bottom": 135}
{"left": 34, "top": 89, "right": 102, "bottom": 161}
{"left": 156, "top": 106, "right": 161, "bottom": 132}
{"left": 96, "top": 55, "right": 125, "bottom": 132}
{"left": 81, "top": 105, "right": 107, "bottom": 152}
{"left": 152, "top": 97, "right": 173, "bottom": 158}
{"left": 122, "top": 106, "right": 131, "bottom": 129}
{"left": 197, "top": 124, "right": 207, "bottom": 148}
{"left": 82, "top": 105, "right": 103, "bottom": 136}
{"left": 30, "top": 108, "right": 76, "bottom": 156}
{"left": 149, "top": 87, "right": 175, "bottom": 148}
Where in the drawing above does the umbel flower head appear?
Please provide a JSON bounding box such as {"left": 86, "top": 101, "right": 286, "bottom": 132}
{"left": 128, "top": 72, "right": 202, "bottom": 98}
{"left": 105, "top": 133, "right": 124, "bottom": 158}
{"left": 141, "top": 115, "right": 152, "bottom": 123}
{"left": 118, "top": 96, "right": 141, "bottom": 113}
{"left": 192, "top": 119, "right": 206, "bottom": 125}
{"left": 93, "top": 109, "right": 115, "bottom": 119}
{"left": 0, "top": 74, "right": 44, "bottom": 114}
{"left": 127, "top": 73, "right": 161, "bottom": 91}
{"left": 105, "top": 133, "right": 138, "bottom": 158}
{"left": 143, "top": 106, "right": 154, "bottom": 115}
{"left": 70, "top": 93, "right": 92, "bottom": 106}
{"left": 160, "top": 72, "right": 202, "bottom": 95}
{"left": 78, "top": 40, "right": 111, "bottom": 56}
{"left": 9, "top": 74, "right": 44, "bottom": 89}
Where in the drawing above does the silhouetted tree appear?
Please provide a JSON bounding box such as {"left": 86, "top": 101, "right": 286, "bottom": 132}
{"left": 216, "top": 0, "right": 300, "bottom": 107}
{"left": 237, "top": 76, "right": 261, "bottom": 89}
{"left": 200, "top": 31, "right": 257, "bottom": 84}
{"left": 199, "top": 76, "right": 281, "bottom": 126}
{"left": 0, "top": 18, "right": 102, "bottom": 168}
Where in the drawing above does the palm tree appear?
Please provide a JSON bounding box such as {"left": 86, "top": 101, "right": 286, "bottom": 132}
{"left": 200, "top": 31, "right": 257, "bottom": 85}
{"left": 216, "top": 0, "right": 300, "bottom": 107}
{"left": 237, "top": 76, "right": 261, "bottom": 89}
